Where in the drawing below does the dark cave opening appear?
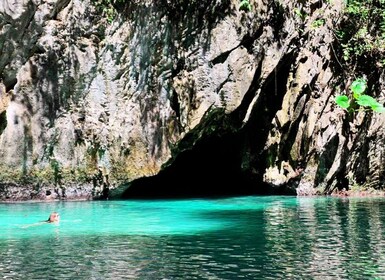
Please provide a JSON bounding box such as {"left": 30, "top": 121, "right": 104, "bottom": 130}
{"left": 120, "top": 131, "right": 273, "bottom": 199}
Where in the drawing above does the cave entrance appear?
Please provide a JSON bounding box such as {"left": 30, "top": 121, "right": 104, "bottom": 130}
{"left": 119, "top": 130, "right": 271, "bottom": 199}
{"left": 119, "top": 51, "right": 296, "bottom": 199}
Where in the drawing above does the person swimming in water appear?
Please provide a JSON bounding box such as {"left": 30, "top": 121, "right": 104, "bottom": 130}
{"left": 47, "top": 212, "right": 60, "bottom": 223}
{"left": 21, "top": 212, "right": 60, "bottom": 228}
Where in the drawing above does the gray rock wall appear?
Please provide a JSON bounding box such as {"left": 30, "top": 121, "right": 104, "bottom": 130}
{"left": 0, "top": 0, "right": 384, "bottom": 200}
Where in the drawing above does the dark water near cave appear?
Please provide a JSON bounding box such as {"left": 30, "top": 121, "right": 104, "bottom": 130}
{"left": 1, "top": 196, "right": 385, "bottom": 279}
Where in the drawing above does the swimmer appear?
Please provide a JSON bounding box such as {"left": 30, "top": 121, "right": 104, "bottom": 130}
{"left": 47, "top": 212, "right": 60, "bottom": 223}
{"left": 21, "top": 212, "right": 60, "bottom": 228}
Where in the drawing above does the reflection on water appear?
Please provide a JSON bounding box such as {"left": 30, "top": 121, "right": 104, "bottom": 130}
{"left": 1, "top": 196, "right": 385, "bottom": 279}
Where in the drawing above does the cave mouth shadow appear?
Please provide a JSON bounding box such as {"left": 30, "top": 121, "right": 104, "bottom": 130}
{"left": 120, "top": 132, "right": 287, "bottom": 199}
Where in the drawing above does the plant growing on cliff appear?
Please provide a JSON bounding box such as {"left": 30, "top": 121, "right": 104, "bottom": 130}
{"left": 311, "top": 18, "right": 325, "bottom": 29}
{"left": 335, "top": 0, "right": 385, "bottom": 68}
{"left": 239, "top": 0, "right": 252, "bottom": 12}
{"left": 93, "top": 0, "right": 124, "bottom": 23}
{"left": 335, "top": 78, "right": 385, "bottom": 113}
{"left": 333, "top": 2, "right": 385, "bottom": 115}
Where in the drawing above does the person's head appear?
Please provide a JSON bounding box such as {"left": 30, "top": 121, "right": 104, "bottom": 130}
{"left": 47, "top": 212, "right": 60, "bottom": 223}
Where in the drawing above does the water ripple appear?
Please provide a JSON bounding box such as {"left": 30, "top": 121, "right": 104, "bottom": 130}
{"left": 1, "top": 197, "right": 385, "bottom": 279}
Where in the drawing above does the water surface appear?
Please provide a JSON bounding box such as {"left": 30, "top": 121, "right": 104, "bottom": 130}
{"left": 1, "top": 196, "right": 385, "bottom": 279}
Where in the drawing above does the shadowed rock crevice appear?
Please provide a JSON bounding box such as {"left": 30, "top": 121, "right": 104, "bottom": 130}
{"left": 0, "top": 111, "right": 6, "bottom": 135}
{"left": 242, "top": 52, "right": 296, "bottom": 186}
{"left": 272, "top": 84, "right": 311, "bottom": 170}
{"left": 315, "top": 134, "right": 339, "bottom": 186}
{"left": 4, "top": 79, "right": 17, "bottom": 92}
{"left": 341, "top": 114, "right": 375, "bottom": 190}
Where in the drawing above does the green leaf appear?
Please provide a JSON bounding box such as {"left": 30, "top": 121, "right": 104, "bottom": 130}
{"left": 356, "top": 95, "right": 378, "bottom": 107}
{"left": 351, "top": 78, "right": 367, "bottom": 98}
{"left": 371, "top": 104, "right": 385, "bottom": 113}
{"left": 335, "top": 95, "right": 350, "bottom": 109}
{"left": 239, "top": 0, "right": 252, "bottom": 12}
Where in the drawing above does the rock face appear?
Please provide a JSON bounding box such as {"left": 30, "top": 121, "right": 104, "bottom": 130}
{"left": 0, "top": 0, "right": 384, "bottom": 200}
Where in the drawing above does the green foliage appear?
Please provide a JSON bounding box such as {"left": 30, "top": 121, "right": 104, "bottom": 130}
{"left": 333, "top": 1, "right": 385, "bottom": 117}
{"left": 336, "top": 0, "right": 385, "bottom": 65}
{"left": 350, "top": 78, "right": 367, "bottom": 98}
{"left": 335, "top": 95, "right": 350, "bottom": 108}
{"left": 239, "top": 0, "right": 252, "bottom": 12}
{"left": 335, "top": 78, "right": 385, "bottom": 113}
{"left": 294, "top": 8, "right": 307, "bottom": 21}
{"left": 50, "top": 158, "right": 62, "bottom": 185}
{"left": 93, "top": 0, "right": 124, "bottom": 23}
{"left": 356, "top": 95, "right": 377, "bottom": 107}
{"left": 311, "top": 18, "right": 325, "bottom": 29}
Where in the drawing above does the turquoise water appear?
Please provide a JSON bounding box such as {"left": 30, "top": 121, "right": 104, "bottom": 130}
{"left": 1, "top": 196, "right": 385, "bottom": 279}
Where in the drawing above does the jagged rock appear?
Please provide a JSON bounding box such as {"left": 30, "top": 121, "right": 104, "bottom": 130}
{"left": 0, "top": 0, "right": 384, "bottom": 200}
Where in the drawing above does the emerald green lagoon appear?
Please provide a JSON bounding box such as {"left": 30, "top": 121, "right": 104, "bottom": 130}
{"left": 1, "top": 196, "right": 385, "bottom": 279}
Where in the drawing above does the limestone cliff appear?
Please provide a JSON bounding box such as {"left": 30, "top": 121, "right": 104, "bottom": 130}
{"left": 0, "top": 0, "right": 384, "bottom": 200}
